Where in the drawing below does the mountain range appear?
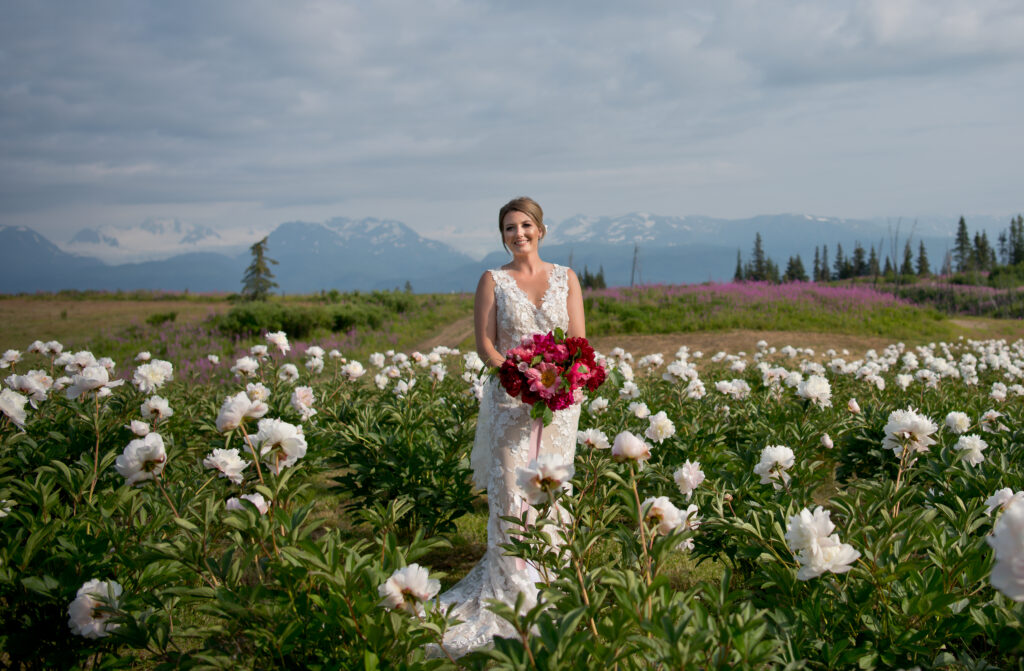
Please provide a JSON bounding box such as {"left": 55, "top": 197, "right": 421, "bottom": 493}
{"left": 0, "top": 213, "right": 1012, "bottom": 294}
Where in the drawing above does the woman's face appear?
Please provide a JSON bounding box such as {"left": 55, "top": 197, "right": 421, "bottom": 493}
{"left": 502, "top": 210, "right": 542, "bottom": 254}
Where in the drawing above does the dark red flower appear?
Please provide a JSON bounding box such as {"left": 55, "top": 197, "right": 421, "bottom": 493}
{"left": 499, "top": 360, "right": 522, "bottom": 397}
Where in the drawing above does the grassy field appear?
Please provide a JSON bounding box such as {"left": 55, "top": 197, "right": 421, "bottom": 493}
{"left": 3, "top": 283, "right": 1022, "bottom": 364}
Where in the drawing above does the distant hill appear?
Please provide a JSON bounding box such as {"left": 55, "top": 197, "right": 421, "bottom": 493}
{"left": 2, "top": 212, "right": 1015, "bottom": 293}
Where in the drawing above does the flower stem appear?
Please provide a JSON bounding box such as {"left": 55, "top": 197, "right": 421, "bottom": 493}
{"left": 240, "top": 425, "right": 265, "bottom": 484}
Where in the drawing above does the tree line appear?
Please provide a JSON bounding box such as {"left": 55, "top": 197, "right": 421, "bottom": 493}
{"left": 734, "top": 214, "right": 1024, "bottom": 284}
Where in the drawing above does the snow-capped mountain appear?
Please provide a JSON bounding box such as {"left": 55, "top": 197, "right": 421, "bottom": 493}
{"left": 63, "top": 218, "right": 261, "bottom": 263}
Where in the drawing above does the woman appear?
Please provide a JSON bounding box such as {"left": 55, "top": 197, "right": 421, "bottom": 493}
{"left": 437, "top": 197, "right": 585, "bottom": 656}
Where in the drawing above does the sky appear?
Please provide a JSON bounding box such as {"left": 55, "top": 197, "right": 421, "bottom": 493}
{"left": 2, "top": 0, "right": 1023, "bottom": 258}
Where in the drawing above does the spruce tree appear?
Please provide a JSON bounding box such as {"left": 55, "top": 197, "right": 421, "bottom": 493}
{"left": 916, "top": 240, "right": 930, "bottom": 276}
{"left": 900, "top": 240, "right": 915, "bottom": 276}
{"left": 751, "top": 233, "right": 767, "bottom": 281}
{"left": 812, "top": 247, "right": 821, "bottom": 282}
{"left": 734, "top": 250, "right": 744, "bottom": 282}
{"left": 833, "top": 243, "right": 846, "bottom": 280}
{"left": 241, "top": 236, "right": 279, "bottom": 302}
{"left": 851, "top": 242, "right": 868, "bottom": 277}
{"left": 820, "top": 245, "right": 830, "bottom": 281}
{"left": 954, "top": 216, "right": 971, "bottom": 272}
{"left": 868, "top": 245, "right": 880, "bottom": 277}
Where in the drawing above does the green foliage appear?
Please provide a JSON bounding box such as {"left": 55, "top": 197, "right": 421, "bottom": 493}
{"left": 329, "top": 387, "right": 477, "bottom": 536}
{"left": 144, "top": 310, "right": 177, "bottom": 326}
{"left": 2, "top": 321, "right": 1024, "bottom": 668}
{"left": 241, "top": 236, "right": 279, "bottom": 302}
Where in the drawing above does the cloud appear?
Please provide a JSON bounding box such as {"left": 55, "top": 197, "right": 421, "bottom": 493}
{"left": 0, "top": 0, "right": 1022, "bottom": 257}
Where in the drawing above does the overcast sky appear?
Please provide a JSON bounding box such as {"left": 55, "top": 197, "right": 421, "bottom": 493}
{"left": 2, "top": 0, "right": 1022, "bottom": 257}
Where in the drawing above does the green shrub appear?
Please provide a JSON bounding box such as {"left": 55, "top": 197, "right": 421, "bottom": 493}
{"left": 144, "top": 310, "right": 177, "bottom": 326}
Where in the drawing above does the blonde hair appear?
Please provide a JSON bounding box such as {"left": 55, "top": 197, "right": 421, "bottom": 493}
{"left": 498, "top": 197, "right": 546, "bottom": 253}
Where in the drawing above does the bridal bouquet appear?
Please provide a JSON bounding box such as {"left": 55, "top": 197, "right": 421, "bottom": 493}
{"left": 496, "top": 328, "right": 606, "bottom": 425}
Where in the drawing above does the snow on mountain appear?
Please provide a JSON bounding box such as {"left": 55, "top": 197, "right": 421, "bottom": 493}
{"left": 63, "top": 217, "right": 263, "bottom": 263}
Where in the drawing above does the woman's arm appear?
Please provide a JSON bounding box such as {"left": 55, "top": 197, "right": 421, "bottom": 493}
{"left": 474, "top": 271, "right": 504, "bottom": 367}
{"left": 565, "top": 268, "right": 586, "bottom": 339}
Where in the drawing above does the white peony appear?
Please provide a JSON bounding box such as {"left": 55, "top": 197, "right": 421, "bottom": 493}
{"left": 266, "top": 331, "right": 290, "bottom": 355}
{"left": 65, "top": 364, "right": 124, "bottom": 400}
{"left": 290, "top": 386, "right": 317, "bottom": 421}
{"left": 0, "top": 388, "right": 28, "bottom": 428}
{"left": 215, "top": 391, "right": 268, "bottom": 433}
{"left": 577, "top": 428, "right": 610, "bottom": 450}
{"left": 954, "top": 434, "right": 988, "bottom": 466}
{"left": 114, "top": 433, "right": 167, "bottom": 486}
{"left": 673, "top": 460, "right": 705, "bottom": 500}
{"left": 589, "top": 397, "right": 610, "bottom": 414}
{"left": 629, "top": 401, "right": 650, "bottom": 419}
{"left": 786, "top": 507, "right": 860, "bottom": 581}
{"left": 230, "top": 356, "right": 259, "bottom": 377}
{"left": 306, "top": 357, "right": 324, "bottom": 374}
{"left": 226, "top": 492, "right": 270, "bottom": 515}
{"left": 141, "top": 395, "right": 173, "bottom": 422}
{"left": 516, "top": 454, "right": 575, "bottom": 505}
{"left": 341, "top": 361, "right": 366, "bottom": 380}
{"left": 203, "top": 448, "right": 250, "bottom": 485}
{"left": 611, "top": 431, "right": 652, "bottom": 463}
{"left": 246, "top": 382, "right": 271, "bottom": 402}
{"left": 796, "top": 374, "right": 832, "bottom": 408}
{"left": 985, "top": 488, "right": 1024, "bottom": 515}
{"left": 882, "top": 407, "right": 938, "bottom": 458}
{"left": 378, "top": 564, "right": 440, "bottom": 613}
{"left": 945, "top": 411, "right": 971, "bottom": 434}
{"left": 278, "top": 363, "right": 300, "bottom": 383}
{"left": 645, "top": 411, "right": 676, "bottom": 444}
{"left": 847, "top": 397, "right": 861, "bottom": 414}
{"left": 126, "top": 419, "right": 150, "bottom": 437}
{"left": 754, "top": 445, "right": 795, "bottom": 489}
{"left": 67, "top": 579, "right": 122, "bottom": 638}
{"left": 255, "top": 418, "right": 307, "bottom": 474}
{"left": 642, "top": 496, "right": 684, "bottom": 536}
{"left": 132, "top": 360, "right": 173, "bottom": 393}
{"left": 821, "top": 433, "right": 834, "bottom": 449}
{"left": 988, "top": 499, "right": 1024, "bottom": 601}
{"left": 5, "top": 370, "right": 52, "bottom": 405}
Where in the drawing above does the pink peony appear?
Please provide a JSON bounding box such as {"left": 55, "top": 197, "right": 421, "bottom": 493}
{"left": 524, "top": 361, "right": 563, "bottom": 399}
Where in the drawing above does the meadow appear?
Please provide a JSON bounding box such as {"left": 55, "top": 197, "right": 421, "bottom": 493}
{"left": 1, "top": 283, "right": 1023, "bottom": 669}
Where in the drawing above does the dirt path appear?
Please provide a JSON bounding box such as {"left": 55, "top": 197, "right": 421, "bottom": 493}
{"left": 412, "top": 317, "right": 1024, "bottom": 359}
{"left": 413, "top": 315, "right": 475, "bottom": 353}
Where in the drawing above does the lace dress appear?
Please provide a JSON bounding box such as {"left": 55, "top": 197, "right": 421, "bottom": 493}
{"left": 438, "top": 264, "right": 581, "bottom": 657}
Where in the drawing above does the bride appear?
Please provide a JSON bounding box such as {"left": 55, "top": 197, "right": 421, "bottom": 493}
{"left": 437, "top": 197, "right": 585, "bottom": 656}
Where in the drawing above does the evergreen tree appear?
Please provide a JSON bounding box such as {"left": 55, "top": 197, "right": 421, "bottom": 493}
{"left": 998, "top": 230, "right": 1009, "bottom": 266}
{"left": 953, "top": 216, "right": 971, "bottom": 272}
{"left": 812, "top": 247, "right": 821, "bottom": 282}
{"left": 883, "top": 256, "right": 893, "bottom": 275}
{"left": 851, "top": 242, "right": 868, "bottom": 277}
{"left": 241, "top": 236, "right": 279, "bottom": 301}
{"left": 868, "top": 245, "right": 880, "bottom": 277}
{"left": 751, "top": 233, "right": 767, "bottom": 281}
{"left": 916, "top": 240, "right": 930, "bottom": 276}
{"left": 833, "top": 243, "right": 846, "bottom": 279}
{"left": 941, "top": 250, "right": 953, "bottom": 276}
{"left": 734, "top": 250, "right": 744, "bottom": 282}
{"left": 595, "top": 265, "right": 606, "bottom": 289}
{"left": 765, "top": 258, "right": 780, "bottom": 283}
{"left": 1012, "top": 215, "right": 1024, "bottom": 265}
{"left": 820, "top": 245, "right": 830, "bottom": 281}
{"left": 784, "top": 255, "right": 808, "bottom": 282}
{"left": 900, "top": 240, "right": 915, "bottom": 276}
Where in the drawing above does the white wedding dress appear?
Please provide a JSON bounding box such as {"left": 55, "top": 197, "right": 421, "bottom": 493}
{"left": 438, "top": 264, "right": 581, "bottom": 657}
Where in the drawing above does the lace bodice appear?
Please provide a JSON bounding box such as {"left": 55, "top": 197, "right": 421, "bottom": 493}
{"left": 436, "top": 263, "right": 581, "bottom": 658}
{"left": 490, "top": 264, "right": 571, "bottom": 353}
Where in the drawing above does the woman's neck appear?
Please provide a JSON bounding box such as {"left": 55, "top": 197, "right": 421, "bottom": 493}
{"left": 506, "top": 251, "right": 545, "bottom": 275}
